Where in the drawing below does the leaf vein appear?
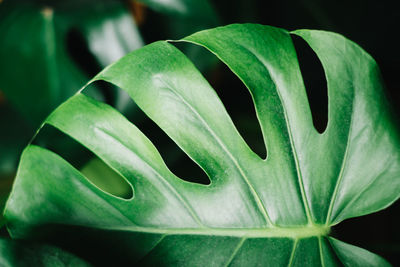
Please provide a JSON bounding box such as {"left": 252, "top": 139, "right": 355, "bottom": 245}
{"left": 224, "top": 237, "right": 246, "bottom": 267}
{"left": 325, "top": 89, "right": 355, "bottom": 225}
{"left": 156, "top": 77, "right": 274, "bottom": 226}
{"left": 234, "top": 43, "right": 313, "bottom": 224}
{"left": 318, "top": 236, "right": 326, "bottom": 267}
{"left": 139, "top": 234, "right": 166, "bottom": 262}
{"left": 288, "top": 238, "right": 299, "bottom": 267}
{"left": 94, "top": 127, "right": 206, "bottom": 227}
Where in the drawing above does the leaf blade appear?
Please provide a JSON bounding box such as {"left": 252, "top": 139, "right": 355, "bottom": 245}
{"left": 3, "top": 24, "right": 399, "bottom": 266}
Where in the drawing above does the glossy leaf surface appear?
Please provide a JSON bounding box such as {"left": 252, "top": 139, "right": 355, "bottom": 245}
{"left": 4, "top": 24, "right": 399, "bottom": 266}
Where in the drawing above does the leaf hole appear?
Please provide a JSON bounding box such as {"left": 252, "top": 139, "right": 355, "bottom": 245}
{"left": 174, "top": 42, "right": 267, "bottom": 159}
{"left": 32, "top": 124, "right": 133, "bottom": 199}
{"left": 121, "top": 95, "right": 211, "bottom": 185}
{"left": 66, "top": 28, "right": 115, "bottom": 105}
{"left": 291, "top": 34, "right": 328, "bottom": 133}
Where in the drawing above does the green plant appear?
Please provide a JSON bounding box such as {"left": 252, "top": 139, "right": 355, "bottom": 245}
{"left": 3, "top": 24, "right": 399, "bottom": 265}
{"left": 0, "top": 0, "right": 218, "bottom": 177}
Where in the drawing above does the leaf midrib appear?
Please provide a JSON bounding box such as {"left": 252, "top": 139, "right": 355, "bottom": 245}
{"left": 96, "top": 224, "right": 330, "bottom": 239}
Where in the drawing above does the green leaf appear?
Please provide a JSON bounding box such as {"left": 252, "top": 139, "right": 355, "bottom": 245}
{"left": 0, "top": 237, "right": 91, "bottom": 267}
{"left": 4, "top": 24, "right": 399, "bottom": 265}
{"left": 0, "top": 0, "right": 141, "bottom": 124}
{"left": 0, "top": 0, "right": 218, "bottom": 177}
{"left": 0, "top": 0, "right": 218, "bottom": 124}
{"left": 0, "top": 0, "right": 140, "bottom": 180}
{"left": 328, "top": 237, "right": 391, "bottom": 267}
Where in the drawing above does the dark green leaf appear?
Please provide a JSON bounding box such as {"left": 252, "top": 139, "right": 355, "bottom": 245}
{"left": 0, "top": 1, "right": 140, "bottom": 124}
{"left": 0, "top": 237, "right": 91, "bottom": 267}
{"left": 4, "top": 24, "right": 399, "bottom": 266}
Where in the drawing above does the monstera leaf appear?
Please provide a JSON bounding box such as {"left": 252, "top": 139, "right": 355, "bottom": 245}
{"left": 4, "top": 24, "right": 400, "bottom": 265}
